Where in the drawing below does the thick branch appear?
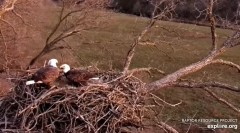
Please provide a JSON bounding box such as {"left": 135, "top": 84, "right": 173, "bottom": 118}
{"left": 147, "top": 47, "right": 226, "bottom": 91}
{"left": 147, "top": 26, "right": 240, "bottom": 91}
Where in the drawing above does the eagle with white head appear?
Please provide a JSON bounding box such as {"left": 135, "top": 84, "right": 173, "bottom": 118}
{"left": 26, "top": 59, "right": 60, "bottom": 86}
{"left": 60, "top": 64, "right": 100, "bottom": 86}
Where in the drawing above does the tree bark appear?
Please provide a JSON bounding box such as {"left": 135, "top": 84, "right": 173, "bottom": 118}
{"left": 147, "top": 47, "right": 226, "bottom": 91}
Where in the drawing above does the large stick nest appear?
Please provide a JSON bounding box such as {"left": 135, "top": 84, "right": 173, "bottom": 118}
{"left": 0, "top": 73, "right": 148, "bottom": 132}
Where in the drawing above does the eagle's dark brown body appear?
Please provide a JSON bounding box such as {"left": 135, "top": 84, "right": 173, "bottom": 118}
{"left": 31, "top": 66, "right": 59, "bottom": 85}
{"left": 64, "top": 69, "right": 96, "bottom": 86}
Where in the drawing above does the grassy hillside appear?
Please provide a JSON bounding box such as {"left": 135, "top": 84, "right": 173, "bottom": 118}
{"left": 100, "top": 13, "right": 240, "bottom": 133}
{"left": 1, "top": 1, "right": 239, "bottom": 132}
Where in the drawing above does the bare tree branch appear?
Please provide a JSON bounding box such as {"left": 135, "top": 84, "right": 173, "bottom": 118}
{"left": 211, "top": 59, "right": 240, "bottom": 72}
{"left": 147, "top": 46, "right": 226, "bottom": 90}
{"left": 46, "top": 6, "right": 84, "bottom": 45}
{"left": 18, "top": 87, "right": 67, "bottom": 115}
{"left": 203, "top": 88, "right": 240, "bottom": 113}
{"left": 223, "top": 31, "right": 240, "bottom": 48}
{"left": 123, "top": 0, "right": 178, "bottom": 74}
{"left": 208, "top": 0, "right": 217, "bottom": 51}
{"left": 123, "top": 19, "right": 156, "bottom": 74}
{"left": 147, "top": 26, "right": 240, "bottom": 91}
{"left": 157, "top": 121, "right": 179, "bottom": 133}
{"left": 26, "top": 2, "right": 90, "bottom": 69}
{"left": 0, "top": 18, "right": 17, "bottom": 35}
{"left": 175, "top": 80, "right": 240, "bottom": 92}
{"left": 150, "top": 93, "right": 182, "bottom": 107}
{"left": 0, "top": 0, "right": 17, "bottom": 18}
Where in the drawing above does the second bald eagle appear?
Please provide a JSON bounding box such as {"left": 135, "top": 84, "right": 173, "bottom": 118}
{"left": 26, "top": 59, "right": 60, "bottom": 86}
{"left": 60, "top": 64, "right": 100, "bottom": 87}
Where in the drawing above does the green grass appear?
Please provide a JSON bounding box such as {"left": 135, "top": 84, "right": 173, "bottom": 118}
{"left": 76, "top": 13, "right": 240, "bottom": 132}
{"left": 23, "top": 6, "right": 240, "bottom": 132}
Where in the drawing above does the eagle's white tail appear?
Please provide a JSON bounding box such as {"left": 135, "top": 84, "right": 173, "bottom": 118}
{"left": 26, "top": 80, "right": 35, "bottom": 85}
{"left": 90, "top": 77, "right": 100, "bottom": 80}
{"left": 26, "top": 80, "right": 43, "bottom": 85}
{"left": 89, "top": 77, "right": 102, "bottom": 84}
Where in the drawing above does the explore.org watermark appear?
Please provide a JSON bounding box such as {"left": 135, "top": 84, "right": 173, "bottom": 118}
{"left": 182, "top": 118, "right": 238, "bottom": 130}
{"left": 207, "top": 124, "right": 237, "bottom": 130}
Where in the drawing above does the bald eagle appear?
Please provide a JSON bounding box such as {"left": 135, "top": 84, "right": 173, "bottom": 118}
{"left": 26, "top": 59, "right": 60, "bottom": 86}
{"left": 60, "top": 64, "right": 100, "bottom": 87}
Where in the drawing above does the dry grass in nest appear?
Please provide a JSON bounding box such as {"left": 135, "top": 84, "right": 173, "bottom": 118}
{"left": 0, "top": 74, "right": 148, "bottom": 132}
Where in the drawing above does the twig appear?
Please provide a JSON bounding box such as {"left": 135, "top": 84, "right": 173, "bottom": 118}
{"left": 211, "top": 59, "right": 240, "bottom": 72}
{"left": 27, "top": 2, "right": 87, "bottom": 68}
{"left": 203, "top": 88, "right": 240, "bottom": 113}
{"left": 12, "top": 10, "right": 25, "bottom": 24}
{"left": 223, "top": 31, "right": 240, "bottom": 48}
{"left": 150, "top": 93, "right": 182, "bottom": 107}
{"left": 0, "top": 19, "right": 17, "bottom": 35}
{"left": 18, "top": 87, "right": 67, "bottom": 115}
{"left": 0, "top": 0, "right": 17, "bottom": 18}
{"left": 123, "top": 19, "right": 156, "bottom": 74}
{"left": 175, "top": 80, "right": 240, "bottom": 92}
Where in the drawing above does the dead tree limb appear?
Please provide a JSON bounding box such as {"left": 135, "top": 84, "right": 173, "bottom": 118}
{"left": 208, "top": 0, "right": 217, "bottom": 51}
{"left": 157, "top": 122, "right": 179, "bottom": 133}
{"left": 26, "top": 0, "right": 108, "bottom": 68}
{"left": 0, "top": 0, "right": 17, "bottom": 18}
{"left": 150, "top": 93, "right": 182, "bottom": 107}
{"left": 175, "top": 81, "right": 240, "bottom": 92}
{"left": 27, "top": 2, "right": 87, "bottom": 69}
{"left": 211, "top": 59, "right": 240, "bottom": 72}
{"left": 147, "top": 29, "right": 240, "bottom": 90}
{"left": 146, "top": 46, "right": 226, "bottom": 90}
{"left": 146, "top": 0, "right": 240, "bottom": 91}
{"left": 123, "top": 0, "right": 178, "bottom": 74}
{"left": 223, "top": 31, "right": 240, "bottom": 48}
{"left": 123, "top": 19, "right": 156, "bottom": 74}
{"left": 203, "top": 88, "right": 240, "bottom": 113}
